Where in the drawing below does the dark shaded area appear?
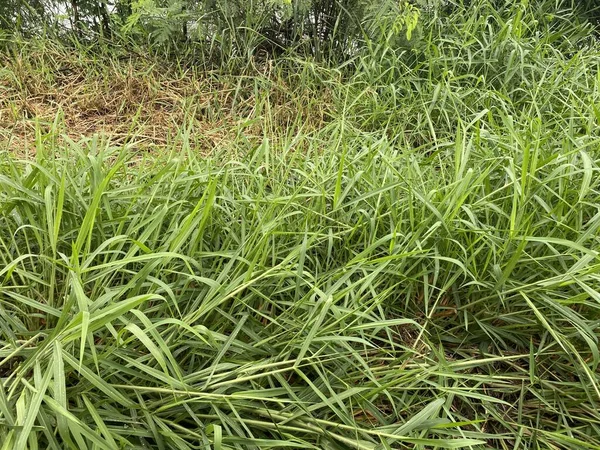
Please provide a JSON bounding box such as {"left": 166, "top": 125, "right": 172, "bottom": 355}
{"left": 1, "top": 0, "right": 597, "bottom": 64}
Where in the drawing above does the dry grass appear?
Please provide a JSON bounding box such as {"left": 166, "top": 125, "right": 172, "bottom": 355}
{"left": 0, "top": 42, "right": 334, "bottom": 157}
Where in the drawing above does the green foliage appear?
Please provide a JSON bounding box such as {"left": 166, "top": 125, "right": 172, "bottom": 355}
{"left": 1, "top": 0, "right": 599, "bottom": 64}
{"left": 0, "top": 0, "right": 425, "bottom": 62}
{"left": 2, "top": 0, "right": 600, "bottom": 448}
{"left": 392, "top": 1, "right": 420, "bottom": 40}
{"left": 124, "top": 0, "right": 190, "bottom": 44}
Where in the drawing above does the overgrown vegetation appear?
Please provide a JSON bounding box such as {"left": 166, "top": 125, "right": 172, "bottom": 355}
{"left": 2, "top": 0, "right": 600, "bottom": 449}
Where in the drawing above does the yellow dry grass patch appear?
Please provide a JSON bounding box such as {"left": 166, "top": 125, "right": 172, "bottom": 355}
{"left": 0, "top": 48, "right": 333, "bottom": 157}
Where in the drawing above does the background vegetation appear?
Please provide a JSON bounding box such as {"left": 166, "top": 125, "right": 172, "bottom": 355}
{"left": 1, "top": 0, "right": 600, "bottom": 449}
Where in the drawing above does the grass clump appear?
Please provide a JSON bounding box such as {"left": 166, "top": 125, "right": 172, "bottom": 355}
{"left": 1, "top": 1, "right": 600, "bottom": 449}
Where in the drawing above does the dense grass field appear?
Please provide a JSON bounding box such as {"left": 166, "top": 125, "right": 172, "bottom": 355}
{"left": 1, "top": 2, "right": 600, "bottom": 449}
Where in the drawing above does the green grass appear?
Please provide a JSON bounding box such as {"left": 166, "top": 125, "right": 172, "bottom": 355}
{"left": 1, "top": 1, "right": 600, "bottom": 449}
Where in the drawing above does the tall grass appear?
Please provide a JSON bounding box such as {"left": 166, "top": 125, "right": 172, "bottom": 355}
{"left": 1, "top": 1, "right": 600, "bottom": 449}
